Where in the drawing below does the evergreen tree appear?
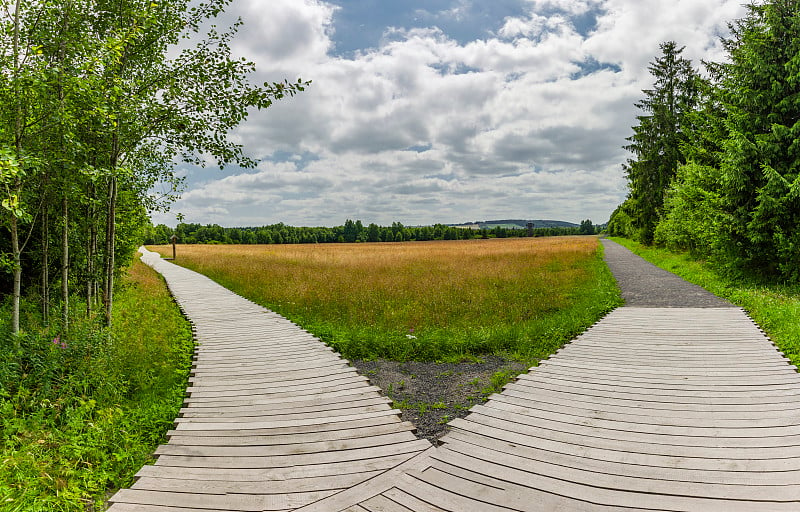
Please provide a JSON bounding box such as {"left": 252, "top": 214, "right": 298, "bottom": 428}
{"left": 366, "top": 222, "right": 380, "bottom": 242}
{"left": 713, "top": 0, "right": 800, "bottom": 280}
{"left": 623, "top": 41, "right": 700, "bottom": 244}
{"left": 579, "top": 219, "right": 595, "bottom": 235}
{"left": 342, "top": 219, "right": 357, "bottom": 243}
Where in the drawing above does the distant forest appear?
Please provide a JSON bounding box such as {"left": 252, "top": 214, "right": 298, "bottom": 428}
{"left": 145, "top": 219, "right": 599, "bottom": 245}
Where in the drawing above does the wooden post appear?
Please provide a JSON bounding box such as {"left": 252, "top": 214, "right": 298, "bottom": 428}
{"left": 170, "top": 234, "right": 177, "bottom": 260}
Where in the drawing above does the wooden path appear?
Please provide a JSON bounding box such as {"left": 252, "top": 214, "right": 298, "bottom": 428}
{"left": 107, "top": 248, "right": 430, "bottom": 511}
{"left": 108, "top": 248, "right": 800, "bottom": 511}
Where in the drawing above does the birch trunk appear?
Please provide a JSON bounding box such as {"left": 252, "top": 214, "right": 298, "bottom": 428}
{"left": 61, "top": 196, "right": 69, "bottom": 331}
{"left": 103, "top": 174, "right": 117, "bottom": 327}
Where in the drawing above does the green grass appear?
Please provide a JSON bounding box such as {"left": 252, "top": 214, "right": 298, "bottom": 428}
{"left": 610, "top": 237, "right": 800, "bottom": 367}
{"left": 152, "top": 238, "right": 622, "bottom": 363}
{"left": 0, "top": 258, "right": 194, "bottom": 510}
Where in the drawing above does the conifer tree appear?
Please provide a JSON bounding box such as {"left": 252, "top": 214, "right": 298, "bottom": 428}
{"left": 623, "top": 41, "right": 700, "bottom": 244}
{"left": 714, "top": 0, "right": 800, "bottom": 279}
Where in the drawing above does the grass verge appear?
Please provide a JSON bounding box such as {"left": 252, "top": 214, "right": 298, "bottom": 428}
{"left": 151, "top": 237, "right": 622, "bottom": 363}
{"left": 0, "top": 257, "right": 194, "bottom": 510}
{"left": 610, "top": 237, "right": 800, "bottom": 367}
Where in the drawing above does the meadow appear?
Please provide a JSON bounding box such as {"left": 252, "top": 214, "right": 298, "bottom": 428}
{"left": 151, "top": 236, "right": 622, "bottom": 362}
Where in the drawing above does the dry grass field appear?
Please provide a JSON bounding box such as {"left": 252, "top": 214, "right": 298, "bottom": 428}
{"left": 151, "top": 236, "right": 621, "bottom": 361}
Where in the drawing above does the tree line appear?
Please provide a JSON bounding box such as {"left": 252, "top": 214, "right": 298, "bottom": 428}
{"left": 144, "top": 219, "right": 596, "bottom": 245}
{"left": 0, "top": 0, "right": 306, "bottom": 334}
{"left": 609, "top": 0, "right": 800, "bottom": 283}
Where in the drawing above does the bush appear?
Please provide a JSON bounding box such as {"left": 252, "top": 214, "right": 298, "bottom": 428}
{"left": 654, "top": 161, "right": 725, "bottom": 258}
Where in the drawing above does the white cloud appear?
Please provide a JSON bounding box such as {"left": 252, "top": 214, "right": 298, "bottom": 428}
{"left": 153, "top": 0, "right": 748, "bottom": 228}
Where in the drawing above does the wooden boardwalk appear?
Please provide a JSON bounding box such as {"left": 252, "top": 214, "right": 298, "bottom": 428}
{"left": 107, "top": 248, "right": 430, "bottom": 511}
{"left": 109, "top": 248, "right": 800, "bottom": 511}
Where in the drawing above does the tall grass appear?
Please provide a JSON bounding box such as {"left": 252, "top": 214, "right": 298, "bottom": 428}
{"left": 610, "top": 237, "right": 800, "bottom": 367}
{"left": 0, "top": 258, "right": 193, "bottom": 510}
{"left": 151, "top": 237, "right": 622, "bottom": 362}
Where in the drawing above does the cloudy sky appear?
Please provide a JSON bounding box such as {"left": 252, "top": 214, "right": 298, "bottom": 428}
{"left": 151, "top": 0, "right": 747, "bottom": 228}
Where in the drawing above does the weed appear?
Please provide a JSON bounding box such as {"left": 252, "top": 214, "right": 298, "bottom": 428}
{"left": 490, "top": 369, "right": 518, "bottom": 391}
{"left": 391, "top": 399, "right": 411, "bottom": 409}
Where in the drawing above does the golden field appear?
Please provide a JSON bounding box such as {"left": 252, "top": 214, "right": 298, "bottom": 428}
{"left": 150, "top": 236, "right": 621, "bottom": 361}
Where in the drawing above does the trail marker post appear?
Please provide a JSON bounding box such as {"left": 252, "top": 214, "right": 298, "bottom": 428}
{"left": 170, "top": 234, "right": 177, "bottom": 260}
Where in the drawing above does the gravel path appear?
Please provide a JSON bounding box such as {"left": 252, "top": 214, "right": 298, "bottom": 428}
{"left": 353, "top": 238, "right": 732, "bottom": 442}
{"left": 600, "top": 239, "right": 733, "bottom": 307}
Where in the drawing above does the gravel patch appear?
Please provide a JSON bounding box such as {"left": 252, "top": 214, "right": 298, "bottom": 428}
{"left": 351, "top": 356, "right": 528, "bottom": 444}
{"left": 351, "top": 240, "right": 731, "bottom": 443}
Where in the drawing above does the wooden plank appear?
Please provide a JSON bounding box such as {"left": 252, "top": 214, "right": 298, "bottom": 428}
{"left": 181, "top": 385, "right": 386, "bottom": 408}
{"left": 491, "top": 390, "right": 799, "bottom": 423}
{"left": 361, "top": 494, "right": 415, "bottom": 512}
{"left": 178, "top": 397, "right": 391, "bottom": 419}
{"left": 154, "top": 431, "right": 418, "bottom": 457}
{"left": 500, "top": 385, "right": 800, "bottom": 414}
{"left": 528, "top": 364, "right": 800, "bottom": 386}
{"left": 381, "top": 488, "right": 448, "bottom": 512}
{"left": 442, "top": 429, "right": 800, "bottom": 489}
{"left": 136, "top": 452, "right": 420, "bottom": 481}
{"left": 424, "top": 450, "right": 799, "bottom": 511}
{"left": 504, "top": 379, "right": 800, "bottom": 406}
{"left": 181, "top": 381, "right": 383, "bottom": 404}
{"left": 166, "top": 415, "right": 412, "bottom": 439}
{"left": 537, "top": 359, "right": 796, "bottom": 376}
{"left": 187, "top": 365, "right": 355, "bottom": 385}
{"left": 463, "top": 402, "right": 800, "bottom": 450}
{"left": 153, "top": 439, "right": 431, "bottom": 469}
{"left": 111, "top": 486, "right": 336, "bottom": 511}
{"left": 167, "top": 416, "right": 414, "bottom": 439}
{"left": 178, "top": 403, "right": 393, "bottom": 423}
{"left": 108, "top": 504, "right": 238, "bottom": 512}
{"left": 132, "top": 471, "right": 381, "bottom": 494}
{"left": 173, "top": 408, "right": 403, "bottom": 431}
{"left": 441, "top": 433, "right": 800, "bottom": 501}
{"left": 185, "top": 375, "right": 371, "bottom": 398}
{"left": 480, "top": 398, "right": 800, "bottom": 436}
{"left": 449, "top": 415, "right": 800, "bottom": 471}
{"left": 519, "top": 372, "right": 800, "bottom": 393}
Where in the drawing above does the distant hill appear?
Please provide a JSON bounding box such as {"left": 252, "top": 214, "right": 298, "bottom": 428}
{"left": 449, "top": 219, "right": 579, "bottom": 230}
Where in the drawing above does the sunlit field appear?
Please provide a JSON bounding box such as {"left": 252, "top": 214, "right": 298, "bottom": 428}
{"left": 151, "top": 237, "right": 621, "bottom": 362}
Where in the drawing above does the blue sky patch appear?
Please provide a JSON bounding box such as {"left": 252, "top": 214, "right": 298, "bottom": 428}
{"left": 328, "top": 0, "right": 530, "bottom": 56}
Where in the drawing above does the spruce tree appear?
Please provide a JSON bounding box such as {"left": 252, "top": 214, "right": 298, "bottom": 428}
{"left": 623, "top": 41, "right": 700, "bottom": 244}
{"left": 715, "top": 0, "right": 800, "bottom": 280}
